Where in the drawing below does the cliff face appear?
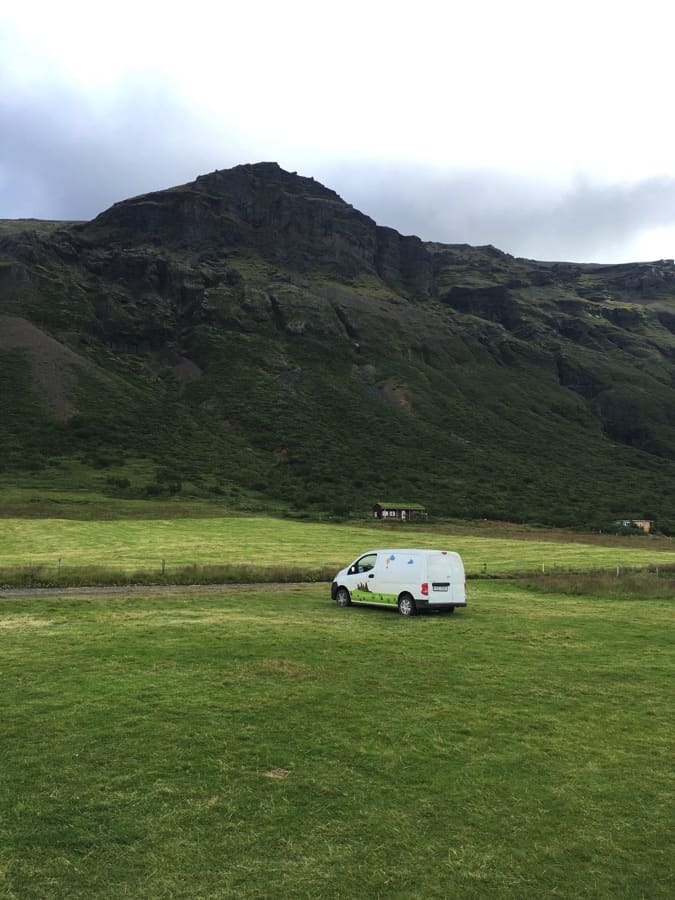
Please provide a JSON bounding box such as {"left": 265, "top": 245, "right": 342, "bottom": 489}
{"left": 79, "top": 162, "right": 439, "bottom": 292}
{"left": 1, "top": 163, "right": 675, "bottom": 528}
{"left": 82, "top": 163, "right": 372, "bottom": 273}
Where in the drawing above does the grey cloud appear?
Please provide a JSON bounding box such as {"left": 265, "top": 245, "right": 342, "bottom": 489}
{"left": 0, "top": 77, "right": 250, "bottom": 220}
{"left": 320, "top": 164, "right": 675, "bottom": 263}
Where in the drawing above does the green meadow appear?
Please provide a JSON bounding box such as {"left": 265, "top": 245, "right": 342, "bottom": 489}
{"left": 1, "top": 583, "right": 673, "bottom": 898}
{"left": 2, "top": 516, "right": 675, "bottom": 579}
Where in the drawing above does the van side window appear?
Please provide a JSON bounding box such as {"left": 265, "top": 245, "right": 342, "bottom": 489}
{"left": 355, "top": 553, "right": 377, "bottom": 573}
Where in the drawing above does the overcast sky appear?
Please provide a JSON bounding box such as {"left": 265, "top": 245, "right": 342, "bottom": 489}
{"left": 3, "top": 0, "right": 675, "bottom": 263}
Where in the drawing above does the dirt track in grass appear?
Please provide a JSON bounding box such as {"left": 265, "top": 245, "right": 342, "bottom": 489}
{"left": 0, "top": 582, "right": 303, "bottom": 601}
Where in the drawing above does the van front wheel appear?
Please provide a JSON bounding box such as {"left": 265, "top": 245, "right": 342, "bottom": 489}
{"left": 398, "top": 594, "right": 417, "bottom": 616}
{"left": 335, "top": 587, "right": 351, "bottom": 607}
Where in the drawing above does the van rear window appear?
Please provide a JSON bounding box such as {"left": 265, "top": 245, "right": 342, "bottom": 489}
{"left": 427, "top": 557, "right": 456, "bottom": 580}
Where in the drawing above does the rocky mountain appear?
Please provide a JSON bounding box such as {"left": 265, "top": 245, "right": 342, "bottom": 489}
{"left": 1, "top": 162, "right": 675, "bottom": 529}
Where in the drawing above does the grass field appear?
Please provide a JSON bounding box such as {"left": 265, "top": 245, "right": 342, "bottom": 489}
{"left": 2, "top": 516, "right": 675, "bottom": 581}
{"left": 1, "top": 582, "right": 672, "bottom": 898}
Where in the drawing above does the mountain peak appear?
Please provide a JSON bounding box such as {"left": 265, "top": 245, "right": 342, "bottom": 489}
{"left": 193, "top": 161, "right": 346, "bottom": 204}
{"left": 82, "top": 162, "right": 389, "bottom": 278}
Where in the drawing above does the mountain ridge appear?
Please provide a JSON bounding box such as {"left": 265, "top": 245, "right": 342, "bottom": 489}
{"left": 1, "top": 163, "right": 674, "bottom": 529}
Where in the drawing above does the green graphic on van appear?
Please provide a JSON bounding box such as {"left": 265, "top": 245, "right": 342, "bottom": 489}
{"left": 353, "top": 582, "right": 398, "bottom": 603}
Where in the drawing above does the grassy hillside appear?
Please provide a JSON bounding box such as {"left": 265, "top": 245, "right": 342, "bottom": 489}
{"left": 2, "top": 164, "right": 675, "bottom": 530}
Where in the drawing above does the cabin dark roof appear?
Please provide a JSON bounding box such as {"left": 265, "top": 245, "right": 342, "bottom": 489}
{"left": 374, "top": 502, "right": 426, "bottom": 509}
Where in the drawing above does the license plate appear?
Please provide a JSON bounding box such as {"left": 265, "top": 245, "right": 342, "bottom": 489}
{"left": 432, "top": 584, "right": 449, "bottom": 592}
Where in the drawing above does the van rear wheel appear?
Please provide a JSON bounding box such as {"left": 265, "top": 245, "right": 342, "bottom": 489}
{"left": 335, "top": 587, "right": 351, "bottom": 607}
{"left": 398, "top": 593, "right": 417, "bottom": 616}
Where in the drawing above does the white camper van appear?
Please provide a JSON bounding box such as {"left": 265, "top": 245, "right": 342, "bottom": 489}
{"left": 331, "top": 548, "right": 466, "bottom": 616}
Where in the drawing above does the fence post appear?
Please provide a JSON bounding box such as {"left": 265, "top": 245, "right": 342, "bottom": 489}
{"left": 616, "top": 564, "right": 621, "bottom": 577}
{"left": 161, "top": 559, "right": 166, "bottom": 575}
{"left": 57, "top": 557, "right": 62, "bottom": 575}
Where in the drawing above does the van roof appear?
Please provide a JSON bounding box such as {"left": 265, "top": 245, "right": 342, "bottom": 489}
{"left": 361, "top": 548, "right": 460, "bottom": 556}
